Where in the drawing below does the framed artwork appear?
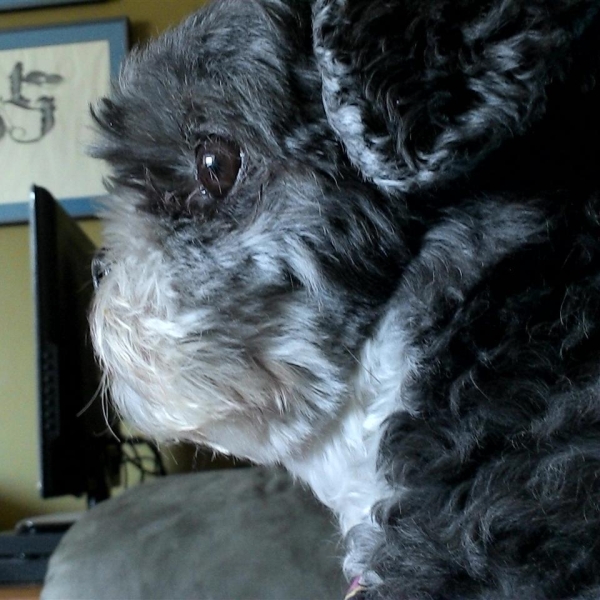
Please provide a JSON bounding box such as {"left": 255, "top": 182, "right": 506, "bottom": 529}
{"left": 0, "top": 18, "right": 128, "bottom": 223}
{"left": 0, "top": 1, "right": 106, "bottom": 12}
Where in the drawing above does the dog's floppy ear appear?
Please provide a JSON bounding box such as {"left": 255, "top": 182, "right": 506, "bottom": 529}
{"left": 312, "top": 0, "right": 600, "bottom": 195}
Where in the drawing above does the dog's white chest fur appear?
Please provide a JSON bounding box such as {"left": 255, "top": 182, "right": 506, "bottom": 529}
{"left": 288, "top": 407, "right": 390, "bottom": 534}
{"left": 286, "top": 307, "right": 418, "bottom": 534}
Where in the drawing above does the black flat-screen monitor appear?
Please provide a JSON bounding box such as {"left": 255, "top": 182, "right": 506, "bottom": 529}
{"left": 30, "top": 186, "right": 120, "bottom": 506}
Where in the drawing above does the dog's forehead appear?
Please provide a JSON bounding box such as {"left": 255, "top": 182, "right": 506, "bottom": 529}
{"left": 118, "top": 0, "right": 310, "bottom": 122}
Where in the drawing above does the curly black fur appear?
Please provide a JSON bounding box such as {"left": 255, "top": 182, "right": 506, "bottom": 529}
{"left": 314, "top": 0, "right": 600, "bottom": 193}
{"left": 315, "top": 2, "right": 600, "bottom": 597}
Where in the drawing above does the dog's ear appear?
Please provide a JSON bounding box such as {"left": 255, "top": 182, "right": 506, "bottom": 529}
{"left": 313, "top": 0, "right": 600, "bottom": 195}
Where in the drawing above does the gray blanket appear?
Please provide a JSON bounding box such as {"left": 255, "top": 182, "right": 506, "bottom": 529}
{"left": 42, "top": 467, "right": 345, "bottom": 600}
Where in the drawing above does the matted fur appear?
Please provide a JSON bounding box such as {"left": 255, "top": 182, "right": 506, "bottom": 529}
{"left": 90, "top": 0, "right": 600, "bottom": 597}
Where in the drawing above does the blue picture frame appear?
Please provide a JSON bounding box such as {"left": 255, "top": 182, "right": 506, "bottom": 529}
{"left": 0, "top": 18, "right": 128, "bottom": 224}
{"left": 0, "top": 1, "right": 106, "bottom": 12}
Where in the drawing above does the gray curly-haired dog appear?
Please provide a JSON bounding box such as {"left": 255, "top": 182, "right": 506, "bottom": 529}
{"left": 90, "top": 0, "right": 600, "bottom": 597}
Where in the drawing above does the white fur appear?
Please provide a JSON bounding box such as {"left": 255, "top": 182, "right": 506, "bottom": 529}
{"left": 281, "top": 297, "right": 421, "bottom": 582}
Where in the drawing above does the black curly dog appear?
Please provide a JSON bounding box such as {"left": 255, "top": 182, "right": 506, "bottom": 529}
{"left": 90, "top": 1, "right": 600, "bottom": 598}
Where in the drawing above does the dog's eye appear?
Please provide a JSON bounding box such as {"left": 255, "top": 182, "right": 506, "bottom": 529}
{"left": 196, "top": 138, "right": 241, "bottom": 199}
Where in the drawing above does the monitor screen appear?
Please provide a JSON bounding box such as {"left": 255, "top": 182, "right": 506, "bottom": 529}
{"left": 30, "top": 186, "right": 120, "bottom": 506}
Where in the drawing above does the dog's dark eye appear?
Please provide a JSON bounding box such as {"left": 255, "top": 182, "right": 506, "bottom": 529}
{"left": 196, "top": 138, "right": 241, "bottom": 199}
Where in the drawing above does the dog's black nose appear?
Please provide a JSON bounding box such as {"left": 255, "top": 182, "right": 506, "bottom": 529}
{"left": 92, "top": 248, "right": 111, "bottom": 290}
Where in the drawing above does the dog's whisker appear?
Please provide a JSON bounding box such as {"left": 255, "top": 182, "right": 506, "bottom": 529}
{"left": 342, "top": 344, "right": 382, "bottom": 386}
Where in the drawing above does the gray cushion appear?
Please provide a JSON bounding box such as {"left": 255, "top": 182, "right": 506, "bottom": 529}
{"left": 42, "top": 467, "right": 345, "bottom": 600}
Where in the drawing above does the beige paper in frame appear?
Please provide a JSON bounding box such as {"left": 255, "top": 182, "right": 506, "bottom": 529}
{"left": 0, "top": 19, "right": 127, "bottom": 223}
{"left": 0, "top": 40, "right": 110, "bottom": 206}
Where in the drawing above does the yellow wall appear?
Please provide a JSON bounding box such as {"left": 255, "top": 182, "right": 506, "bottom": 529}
{"left": 0, "top": 0, "right": 207, "bottom": 530}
